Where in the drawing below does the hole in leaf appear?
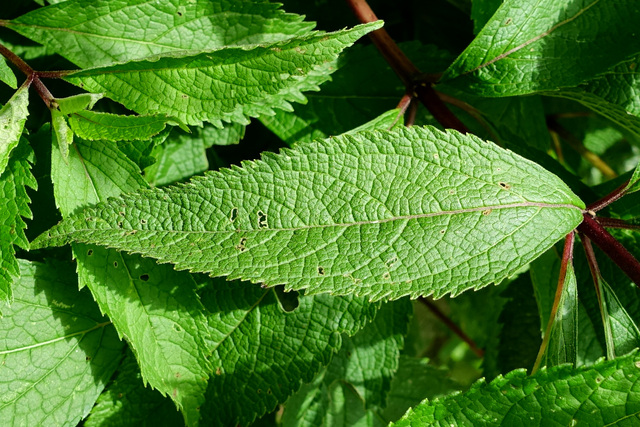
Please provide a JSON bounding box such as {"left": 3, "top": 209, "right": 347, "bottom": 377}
{"left": 113, "top": 261, "right": 118, "bottom": 268}
{"left": 317, "top": 266, "right": 325, "bottom": 276}
{"left": 230, "top": 207, "right": 238, "bottom": 222}
{"left": 87, "top": 249, "right": 93, "bottom": 256}
{"left": 140, "top": 219, "right": 147, "bottom": 225}
{"left": 257, "top": 210, "right": 268, "bottom": 228}
{"left": 274, "top": 285, "right": 299, "bottom": 312}
{"left": 440, "top": 229, "right": 445, "bottom": 234}
{"left": 383, "top": 272, "right": 391, "bottom": 280}
{"left": 498, "top": 182, "right": 511, "bottom": 190}
{"left": 173, "top": 324, "right": 182, "bottom": 332}
{"left": 235, "top": 237, "right": 247, "bottom": 251}
{"left": 140, "top": 274, "right": 149, "bottom": 281}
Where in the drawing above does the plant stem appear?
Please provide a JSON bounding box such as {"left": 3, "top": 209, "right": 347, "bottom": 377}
{"left": 532, "top": 232, "right": 575, "bottom": 374}
{"left": 0, "top": 42, "right": 33, "bottom": 77}
{"left": 345, "top": 0, "right": 469, "bottom": 134}
{"left": 597, "top": 216, "right": 640, "bottom": 231}
{"left": 586, "top": 180, "right": 630, "bottom": 212}
{"left": 418, "top": 297, "right": 484, "bottom": 358}
{"left": 578, "top": 213, "right": 640, "bottom": 287}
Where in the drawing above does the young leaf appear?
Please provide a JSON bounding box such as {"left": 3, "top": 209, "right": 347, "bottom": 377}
{"left": 442, "top": 0, "right": 640, "bottom": 96}
{"left": 199, "top": 280, "right": 378, "bottom": 426}
{"left": 9, "top": 0, "right": 315, "bottom": 68}
{"left": 393, "top": 351, "right": 640, "bottom": 426}
{"left": 33, "top": 126, "right": 585, "bottom": 301}
{"left": 68, "top": 111, "right": 181, "bottom": 142}
{"left": 0, "top": 83, "right": 30, "bottom": 175}
{"left": 51, "top": 137, "right": 212, "bottom": 426}
{"left": 624, "top": 162, "right": 640, "bottom": 195}
{"left": 50, "top": 108, "right": 74, "bottom": 160}
{"left": 0, "top": 259, "right": 125, "bottom": 425}
{"left": 62, "top": 22, "right": 383, "bottom": 127}
{"left": 0, "top": 140, "right": 35, "bottom": 303}
{"left": 53, "top": 93, "right": 103, "bottom": 115}
{"left": 0, "top": 56, "right": 17, "bottom": 89}
{"left": 85, "top": 350, "right": 184, "bottom": 427}
{"left": 598, "top": 275, "right": 640, "bottom": 358}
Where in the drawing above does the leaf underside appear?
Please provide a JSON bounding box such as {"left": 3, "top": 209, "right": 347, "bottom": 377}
{"left": 34, "top": 126, "right": 584, "bottom": 301}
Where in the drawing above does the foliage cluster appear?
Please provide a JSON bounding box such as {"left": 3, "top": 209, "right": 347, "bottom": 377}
{"left": 2, "top": 0, "right": 640, "bottom": 425}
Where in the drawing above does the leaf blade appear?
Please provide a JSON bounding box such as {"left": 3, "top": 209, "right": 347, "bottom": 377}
{"left": 0, "top": 84, "right": 30, "bottom": 175}
{"left": 34, "top": 126, "right": 585, "bottom": 301}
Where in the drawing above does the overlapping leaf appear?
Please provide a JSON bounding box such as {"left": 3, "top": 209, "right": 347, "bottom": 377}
{"left": 34, "top": 126, "right": 584, "bottom": 301}
{"left": 0, "top": 259, "right": 124, "bottom": 425}
{"left": 443, "top": 0, "right": 640, "bottom": 96}
{"left": 199, "top": 280, "right": 378, "bottom": 426}
{"left": 0, "top": 84, "right": 29, "bottom": 175}
{"left": 62, "top": 22, "right": 382, "bottom": 127}
{"left": 393, "top": 351, "right": 640, "bottom": 426}
{"left": 0, "top": 140, "right": 35, "bottom": 303}
{"left": 50, "top": 137, "right": 211, "bottom": 426}
{"left": 9, "top": 0, "right": 315, "bottom": 67}
{"left": 68, "top": 111, "right": 180, "bottom": 142}
{"left": 0, "top": 57, "right": 17, "bottom": 89}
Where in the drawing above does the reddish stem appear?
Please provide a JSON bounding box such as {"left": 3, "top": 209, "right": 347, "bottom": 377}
{"left": 587, "top": 180, "right": 630, "bottom": 213}
{"left": 418, "top": 297, "right": 484, "bottom": 358}
{"left": 578, "top": 213, "right": 640, "bottom": 288}
{"left": 597, "top": 216, "right": 640, "bottom": 231}
{"left": 0, "top": 42, "right": 33, "bottom": 77}
{"left": 345, "top": 0, "right": 469, "bottom": 134}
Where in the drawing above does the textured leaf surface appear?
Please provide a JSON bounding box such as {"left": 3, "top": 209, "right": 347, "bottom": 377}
{"left": 85, "top": 350, "right": 183, "bottom": 427}
{"left": 393, "top": 351, "right": 640, "bottom": 426}
{"left": 68, "top": 111, "right": 177, "bottom": 142}
{"left": 0, "top": 56, "right": 17, "bottom": 89}
{"left": 599, "top": 276, "right": 640, "bottom": 358}
{"left": 443, "top": 0, "right": 640, "bottom": 96}
{"left": 0, "top": 140, "right": 35, "bottom": 303}
{"left": 199, "top": 280, "right": 377, "bottom": 426}
{"left": 51, "top": 137, "right": 212, "bottom": 426}
{"left": 62, "top": 23, "right": 382, "bottom": 127}
{"left": 282, "top": 299, "right": 411, "bottom": 426}
{"left": 9, "top": 0, "right": 315, "bottom": 68}
{"left": 0, "top": 84, "right": 29, "bottom": 175}
{"left": 35, "top": 126, "right": 584, "bottom": 300}
{"left": 0, "top": 260, "right": 124, "bottom": 425}
{"left": 625, "top": 162, "right": 640, "bottom": 194}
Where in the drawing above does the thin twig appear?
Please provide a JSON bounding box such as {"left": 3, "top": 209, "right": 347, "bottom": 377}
{"left": 418, "top": 297, "right": 484, "bottom": 358}
{"left": 0, "top": 42, "right": 33, "bottom": 77}
{"left": 586, "top": 179, "right": 630, "bottom": 212}
{"left": 597, "top": 216, "right": 640, "bottom": 231}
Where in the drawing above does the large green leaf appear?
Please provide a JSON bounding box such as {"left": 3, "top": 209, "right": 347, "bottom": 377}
{"left": 0, "top": 140, "right": 35, "bottom": 303}
{"left": 199, "top": 280, "right": 377, "bottom": 426}
{"left": 0, "top": 259, "right": 124, "bottom": 425}
{"left": 0, "top": 84, "right": 29, "bottom": 175}
{"left": 443, "top": 0, "right": 640, "bottom": 96}
{"left": 33, "top": 126, "right": 585, "bottom": 301}
{"left": 62, "top": 22, "right": 382, "bottom": 127}
{"left": 393, "top": 351, "right": 640, "bottom": 426}
{"left": 8, "top": 0, "right": 314, "bottom": 68}
{"left": 51, "top": 137, "right": 212, "bottom": 426}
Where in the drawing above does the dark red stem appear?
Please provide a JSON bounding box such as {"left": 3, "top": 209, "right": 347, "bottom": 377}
{"left": 345, "top": 0, "right": 469, "bottom": 134}
{"left": 578, "top": 213, "right": 640, "bottom": 288}
{"left": 586, "top": 179, "right": 630, "bottom": 212}
{"left": 597, "top": 216, "right": 640, "bottom": 231}
{"left": 418, "top": 297, "right": 484, "bottom": 358}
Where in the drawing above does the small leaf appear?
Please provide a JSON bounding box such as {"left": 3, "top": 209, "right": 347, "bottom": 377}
{"left": 34, "top": 126, "right": 585, "bottom": 301}
{"left": 200, "top": 280, "right": 378, "bottom": 426}
{"left": 0, "top": 84, "right": 30, "bottom": 175}
{"left": 0, "top": 56, "right": 17, "bottom": 89}
{"left": 624, "top": 162, "right": 640, "bottom": 195}
{"left": 442, "top": 0, "right": 640, "bottom": 96}
{"left": 51, "top": 109, "right": 73, "bottom": 161}
{"left": 9, "top": 0, "right": 315, "bottom": 68}
{"left": 68, "top": 111, "right": 180, "bottom": 142}
{"left": 393, "top": 351, "right": 640, "bottom": 426}
{"left": 0, "top": 259, "right": 125, "bottom": 425}
{"left": 62, "top": 22, "right": 384, "bottom": 127}
{"left": 598, "top": 276, "right": 640, "bottom": 358}
{"left": 0, "top": 140, "right": 36, "bottom": 304}
{"left": 53, "top": 92, "right": 103, "bottom": 115}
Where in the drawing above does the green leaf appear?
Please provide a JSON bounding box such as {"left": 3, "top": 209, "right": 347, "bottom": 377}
{"left": 51, "top": 108, "right": 74, "bottom": 161}
{"left": 53, "top": 92, "right": 103, "bottom": 115}
{"left": 34, "top": 126, "right": 585, "bottom": 301}
{"left": 0, "top": 56, "right": 17, "bottom": 89}
{"left": 62, "top": 22, "right": 383, "bottom": 127}
{"left": 0, "top": 140, "right": 35, "bottom": 303}
{"left": 443, "top": 0, "right": 640, "bottom": 96}
{"left": 0, "top": 84, "right": 29, "bottom": 175}
{"left": 282, "top": 299, "right": 411, "bottom": 426}
{"left": 199, "top": 280, "right": 377, "bottom": 426}
{"left": 539, "top": 262, "right": 578, "bottom": 369}
{"left": 145, "top": 124, "right": 244, "bottom": 187}
{"left": 68, "top": 111, "right": 180, "bottom": 142}
{"left": 393, "top": 351, "right": 640, "bottom": 426}
{"left": 0, "top": 259, "right": 125, "bottom": 425}
{"left": 470, "top": 0, "right": 502, "bottom": 34}
{"left": 599, "top": 275, "right": 640, "bottom": 359}
{"left": 50, "top": 137, "right": 212, "bottom": 426}
{"left": 9, "top": 0, "right": 315, "bottom": 68}
{"left": 85, "top": 350, "right": 184, "bottom": 427}
{"left": 624, "top": 162, "right": 640, "bottom": 194}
